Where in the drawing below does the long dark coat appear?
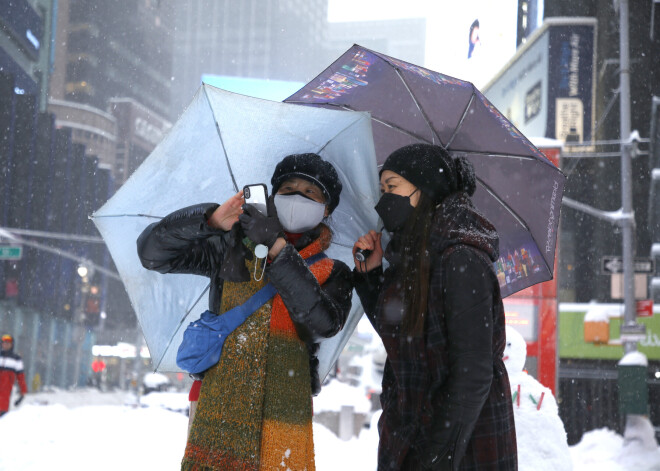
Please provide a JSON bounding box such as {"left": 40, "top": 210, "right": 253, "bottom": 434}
{"left": 354, "top": 192, "right": 517, "bottom": 471}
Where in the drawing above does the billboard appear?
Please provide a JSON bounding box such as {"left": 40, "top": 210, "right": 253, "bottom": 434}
{"left": 482, "top": 18, "right": 596, "bottom": 143}
{"left": 559, "top": 304, "right": 660, "bottom": 360}
{"left": 426, "top": 0, "right": 519, "bottom": 88}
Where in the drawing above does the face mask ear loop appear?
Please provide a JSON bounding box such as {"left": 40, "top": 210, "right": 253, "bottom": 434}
{"left": 253, "top": 244, "right": 268, "bottom": 282}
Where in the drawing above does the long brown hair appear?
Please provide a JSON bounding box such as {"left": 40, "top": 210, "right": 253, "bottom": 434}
{"left": 399, "top": 191, "right": 435, "bottom": 336}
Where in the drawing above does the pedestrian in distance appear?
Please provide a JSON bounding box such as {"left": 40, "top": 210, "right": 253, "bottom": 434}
{"left": 353, "top": 143, "right": 517, "bottom": 470}
{"left": 138, "top": 153, "right": 352, "bottom": 471}
{"left": 91, "top": 356, "right": 106, "bottom": 390}
{"left": 0, "top": 334, "right": 28, "bottom": 417}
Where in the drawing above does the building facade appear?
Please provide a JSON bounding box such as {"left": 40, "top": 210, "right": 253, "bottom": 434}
{"left": 49, "top": 0, "right": 173, "bottom": 119}
{"left": 48, "top": 0, "right": 173, "bottom": 183}
{"left": 108, "top": 98, "right": 171, "bottom": 183}
{"left": 170, "top": 0, "right": 328, "bottom": 117}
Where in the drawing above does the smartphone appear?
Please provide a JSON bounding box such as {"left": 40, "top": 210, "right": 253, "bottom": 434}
{"left": 243, "top": 183, "right": 268, "bottom": 215}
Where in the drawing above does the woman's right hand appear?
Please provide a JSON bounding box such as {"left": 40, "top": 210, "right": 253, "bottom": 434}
{"left": 208, "top": 191, "right": 244, "bottom": 231}
{"left": 353, "top": 230, "right": 383, "bottom": 273}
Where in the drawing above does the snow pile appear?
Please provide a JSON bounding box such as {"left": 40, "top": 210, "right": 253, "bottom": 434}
{"left": 314, "top": 411, "right": 380, "bottom": 471}
{"left": 141, "top": 391, "right": 189, "bottom": 414}
{"left": 314, "top": 379, "right": 372, "bottom": 414}
{"left": 504, "top": 326, "right": 572, "bottom": 471}
{"left": 0, "top": 402, "right": 188, "bottom": 471}
{"left": 618, "top": 351, "right": 649, "bottom": 367}
{"left": 143, "top": 372, "right": 170, "bottom": 388}
{"left": 584, "top": 304, "right": 617, "bottom": 322}
{"left": 570, "top": 424, "right": 660, "bottom": 471}
{"left": 17, "top": 387, "right": 136, "bottom": 408}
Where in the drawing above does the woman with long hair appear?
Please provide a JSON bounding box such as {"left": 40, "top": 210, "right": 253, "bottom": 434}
{"left": 353, "top": 143, "right": 517, "bottom": 470}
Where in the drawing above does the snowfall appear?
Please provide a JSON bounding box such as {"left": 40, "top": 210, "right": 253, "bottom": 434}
{"left": 1, "top": 324, "right": 660, "bottom": 470}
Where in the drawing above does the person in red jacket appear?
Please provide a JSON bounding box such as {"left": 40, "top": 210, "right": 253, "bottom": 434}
{"left": 0, "top": 334, "right": 28, "bottom": 417}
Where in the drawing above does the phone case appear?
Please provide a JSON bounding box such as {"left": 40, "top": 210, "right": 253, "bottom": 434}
{"left": 243, "top": 184, "right": 268, "bottom": 214}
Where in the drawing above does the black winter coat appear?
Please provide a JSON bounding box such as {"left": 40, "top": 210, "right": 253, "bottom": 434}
{"left": 137, "top": 203, "right": 353, "bottom": 394}
{"left": 354, "top": 192, "right": 517, "bottom": 471}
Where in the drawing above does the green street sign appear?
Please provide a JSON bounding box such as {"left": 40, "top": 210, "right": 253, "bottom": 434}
{"left": 0, "top": 246, "right": 22, "bottom": 260}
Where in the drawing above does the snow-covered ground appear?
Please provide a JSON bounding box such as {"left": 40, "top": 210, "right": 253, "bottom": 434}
{"left": 1, "top": 387, "right": 659, "bottom": 470}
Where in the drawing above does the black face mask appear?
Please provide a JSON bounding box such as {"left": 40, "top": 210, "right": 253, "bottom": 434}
{"left": 375, "top": 189, "right": 418, "bottom": 233}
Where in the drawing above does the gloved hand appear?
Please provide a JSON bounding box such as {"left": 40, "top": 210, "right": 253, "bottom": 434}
{"left": 239, "top": 201, "right": 283, "bottom": 248}
{"left": 219, "top": 224, "right": 252, "bottom": 282}
{"left": 14, "top": 395, "right": 24, "bottom": 407}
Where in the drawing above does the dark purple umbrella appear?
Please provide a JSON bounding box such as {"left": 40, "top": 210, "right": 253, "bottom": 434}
{"left": 285, "top": 44, "right": 565, "bottom": 297}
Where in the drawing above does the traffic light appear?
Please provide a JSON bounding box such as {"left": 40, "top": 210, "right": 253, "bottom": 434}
{"left": 83, "top": 285, "right": 101, "bottom": 327}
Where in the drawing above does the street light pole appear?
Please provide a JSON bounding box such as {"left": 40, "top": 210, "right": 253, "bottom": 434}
{"left": 72, "top": 266, "right": 89, "bottom": 388}
{"left": 618, "top": 0, "right": 636, "bottom": 354}
{"left": 616, "top": 0, "right": 652, "bottom": 440}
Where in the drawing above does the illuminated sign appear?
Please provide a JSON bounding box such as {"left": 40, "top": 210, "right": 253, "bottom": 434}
{"left": 0, "top": 0, "right": 43, "bottom": 59}
{"left": 504, "top": 299, "right": 539, "bottom": 342}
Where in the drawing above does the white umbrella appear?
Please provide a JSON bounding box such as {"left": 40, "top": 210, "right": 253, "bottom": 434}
{"left": 92, "top": 84, "right": 380, "bottom": 377}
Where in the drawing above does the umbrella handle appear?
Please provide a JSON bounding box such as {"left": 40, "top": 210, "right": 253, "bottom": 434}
{"left": 354, "top": 248, "right": 372, "bottom": 262}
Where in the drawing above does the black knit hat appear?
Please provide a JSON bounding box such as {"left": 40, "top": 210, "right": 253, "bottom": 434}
{"left": 271, "top": 153, "right": 343, "bottom": 213}
{"left": 380, "top": 143, "right": 476, "bottom": 203}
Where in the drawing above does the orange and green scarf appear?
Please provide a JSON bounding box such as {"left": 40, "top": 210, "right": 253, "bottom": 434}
{"left": 182, "top": 228, "right": 334, "bottom": 471}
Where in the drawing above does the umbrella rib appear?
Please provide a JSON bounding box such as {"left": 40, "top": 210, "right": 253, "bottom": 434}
{"left": 476, "top": 176, "right": 530, "bottom": 231}
{"left": 445, "top": 91, "right": 476, "bottom": 149}
{"left": 154, "top": 282, "right": 211, "bottom": 372}
{"left": 392, "top": 68, "right": 444, "bottom": 147}
{"left": 285, "top": 101, "right": 435, "bottom": 145}
{"left": 477, "top": 177, "right": 554, "bottom": 276}
{"left": 370, "top": 116, "right": 434, "bottom": 143}
{"left": 203, "top": 85, "right": 239, "bottom": 193}
{"left": 91, "top": 213, "right": 164, "bottom": 219}
{"left": 457, "top": 150, "right": 543, "bottom": 162}
{"left": 456, "top": 149, "right": 566, "bottom": 174}
{"left": 316, "top": 115, "right": 365, "bottom": 154}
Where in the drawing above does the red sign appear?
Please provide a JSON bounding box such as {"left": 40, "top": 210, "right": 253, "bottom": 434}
{"left": 636, "top": 300, "right": 654, "bottom": 317}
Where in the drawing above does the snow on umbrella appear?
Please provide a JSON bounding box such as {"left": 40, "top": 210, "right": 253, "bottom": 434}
{"left": 92, "top": 84, "right": 380, "bottom": 374}
{"left": 286, "top": 44, "right": 566, "bottom": 297}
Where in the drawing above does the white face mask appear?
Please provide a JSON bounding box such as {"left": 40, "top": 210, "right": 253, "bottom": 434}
{"left": 274, "top": 193, "right": 326, "bottom": 233}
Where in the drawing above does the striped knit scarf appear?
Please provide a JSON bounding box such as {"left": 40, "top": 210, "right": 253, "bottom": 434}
{"left": 182, "top": 228, "right": 334, "bottom": 471}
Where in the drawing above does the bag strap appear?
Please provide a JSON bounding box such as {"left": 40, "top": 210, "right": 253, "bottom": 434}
{"left": 302, "top": 251, "right": 327, "bottom": 266}
{"left": 220, "top": 251, "right": 328, "bottom": 327}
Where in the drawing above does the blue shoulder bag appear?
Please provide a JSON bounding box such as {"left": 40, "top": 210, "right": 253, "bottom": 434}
{"left": 176, "top": 252, "right": 327, "bottom": 374}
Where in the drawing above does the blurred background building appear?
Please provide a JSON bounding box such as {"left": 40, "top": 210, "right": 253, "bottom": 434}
{"left": 170, "top": 0, "right": 328, "bottom": 118}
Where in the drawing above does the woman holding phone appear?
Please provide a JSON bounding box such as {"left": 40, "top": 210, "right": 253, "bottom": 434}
{"left": 138, "top": 153, "right": 352, "bottom": 471}
{"left": 353, "top": 143, "right": 517, "bottom": 470}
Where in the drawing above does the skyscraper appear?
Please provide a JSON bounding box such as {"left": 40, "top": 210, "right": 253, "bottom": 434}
{"left": 171, "top": 0, "right": 327, "bottom": 117}
{"left": 50, "top": 0, "right": 174, "bottom": 119}
{"left": 48, "top": 0, "right": 173, "bottom": 182}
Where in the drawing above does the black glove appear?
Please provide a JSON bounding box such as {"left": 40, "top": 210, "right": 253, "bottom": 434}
{"left": 14, "top": 395, "right": 24, "bottom": 407}
{"left": 219, "top": 224, "right": 252, "bottom": 282}
{"left": 239, "top": 202, "right": 283, "bottom": 248}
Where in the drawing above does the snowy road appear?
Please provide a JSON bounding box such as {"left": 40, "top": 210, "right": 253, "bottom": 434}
{"left": 0, "top": 389, "right": 659, "bottom": 470}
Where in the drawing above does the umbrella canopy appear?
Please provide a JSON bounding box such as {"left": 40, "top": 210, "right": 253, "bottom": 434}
{"left": 286, "top": 44, "right": 566, "bottom": 297}
{"left": 92, "top": 84, "right": 380, "bottom": 374}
